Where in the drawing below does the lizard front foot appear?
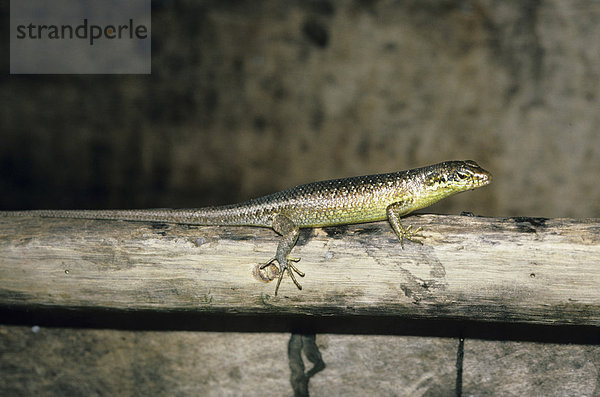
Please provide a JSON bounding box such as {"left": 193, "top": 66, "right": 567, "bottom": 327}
{"left": 260, "top": 256, "right": 305, "bottom": 295}
{"left": 386, "top": 204, "right": 425, "bottom": 248}
{"left": 398, "top": 224, "right": 424, "bottom": 247}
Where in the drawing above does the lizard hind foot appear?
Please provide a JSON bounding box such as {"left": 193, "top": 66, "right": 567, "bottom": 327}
{"left": 261, "top": 256, "right": 305, "bottom": 296}
{"left": 276, "top": 258, "right": 305, "bottom": 296}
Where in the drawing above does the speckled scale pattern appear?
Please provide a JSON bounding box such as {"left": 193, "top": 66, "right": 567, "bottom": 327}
{"left": 269, "top": 172, "right": 415, "bottom": 227}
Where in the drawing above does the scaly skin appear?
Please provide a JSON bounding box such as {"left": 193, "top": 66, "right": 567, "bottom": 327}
{"left": 1, "top": 160, "right": 492, "bottom": 295}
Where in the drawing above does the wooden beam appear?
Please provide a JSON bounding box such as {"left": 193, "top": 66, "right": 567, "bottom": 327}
{"left": 0, "top": 214, "right": 598, "bottom": 326}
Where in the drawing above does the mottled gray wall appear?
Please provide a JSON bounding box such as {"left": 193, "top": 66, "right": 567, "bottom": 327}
{"left": 2, "top": 0, "right": 599, "bottom": 218}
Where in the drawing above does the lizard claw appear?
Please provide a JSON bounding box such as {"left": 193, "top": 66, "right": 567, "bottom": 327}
{"left": 261, "top": 257, "right": 304, "bottom": 296}
{"left": 399, "top": 225, "right": 424, "bottom": 248}
{"left": 275, "top": 261, "right": 304, "bottom": 296}
{"left": 260, "top": 257, "right": 277, "bottom": 270}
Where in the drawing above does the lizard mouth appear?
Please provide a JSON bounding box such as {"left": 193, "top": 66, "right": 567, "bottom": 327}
{"left": 475, "top": 166, "right": 493, "bottom": 186}
{"left": 469, "top": 172, "right": 492, "bottom": 189}
{"left": 480, "top": 173, "right": 492, "bottom": 185}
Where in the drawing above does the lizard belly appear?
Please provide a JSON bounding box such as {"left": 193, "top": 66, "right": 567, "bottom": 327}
{"left": 282, "top": 201, "right": 390, "bottom": 228}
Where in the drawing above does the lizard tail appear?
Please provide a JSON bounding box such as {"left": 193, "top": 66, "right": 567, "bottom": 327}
{"left": 0, "top": 207, "right": 271, "bottom": 227}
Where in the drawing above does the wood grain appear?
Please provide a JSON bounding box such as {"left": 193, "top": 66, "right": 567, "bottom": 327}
{"left": 0, "top": 214, "right": 598, "bottom": 326}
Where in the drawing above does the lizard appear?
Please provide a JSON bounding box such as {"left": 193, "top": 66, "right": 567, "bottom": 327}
{"left": 0, "top": 160, "right": 492, "bottom": 295}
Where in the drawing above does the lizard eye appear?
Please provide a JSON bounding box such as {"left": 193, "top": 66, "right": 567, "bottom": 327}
{"left": 455, "top": 171, "right": 470, "bottom": 180}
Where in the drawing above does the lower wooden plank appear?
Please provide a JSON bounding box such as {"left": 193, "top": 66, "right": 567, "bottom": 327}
{"left": 0, "top": 325, "right": 458, "bottom": 396}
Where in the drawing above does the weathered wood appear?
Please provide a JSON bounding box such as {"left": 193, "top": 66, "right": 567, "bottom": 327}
{"left": 0, "top": 215, "right": 598, "bottom": 326}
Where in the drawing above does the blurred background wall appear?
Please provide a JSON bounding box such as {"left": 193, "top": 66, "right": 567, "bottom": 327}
{"left": 2, "top": 0, "right": 599, "bottom": 218}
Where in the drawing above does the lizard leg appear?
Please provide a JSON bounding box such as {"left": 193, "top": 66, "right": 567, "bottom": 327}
{"left": 259, "top": 214, "right": 304, "bottom": 295}
{"left": 386, "top": 202, "right": 424, "bottom": 248}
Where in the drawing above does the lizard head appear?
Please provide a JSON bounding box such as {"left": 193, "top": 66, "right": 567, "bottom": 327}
{"left": 417, "top": 160, "right": 492, "bottom": 206}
